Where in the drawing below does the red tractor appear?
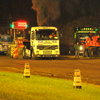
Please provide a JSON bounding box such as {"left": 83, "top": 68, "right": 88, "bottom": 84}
{"left": 84, "top": 35, "right": 100, "bottom": 57}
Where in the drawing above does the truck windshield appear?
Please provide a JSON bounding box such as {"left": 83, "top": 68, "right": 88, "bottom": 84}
{"left": 36, "top": 29, "right": 58, "bottom": 40}
{"left": 76, "top": 33, "right": 96, "bottom": 43}
{"left": 0, "top": 35, "right": 13, "bottom": 42}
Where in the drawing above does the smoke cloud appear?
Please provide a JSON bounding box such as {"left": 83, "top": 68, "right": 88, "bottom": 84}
{"left": 32, "top": 0, "right": 100, "bottom": 26}
{"left": 32, "top": 0, "right": 60, "bottom": 25}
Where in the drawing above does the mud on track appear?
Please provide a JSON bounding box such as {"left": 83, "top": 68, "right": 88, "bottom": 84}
{"left": 0, "top": 55, "right": 100, "bottom": 85}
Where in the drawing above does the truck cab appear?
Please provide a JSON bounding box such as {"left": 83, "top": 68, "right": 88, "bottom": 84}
{"left": 22, "top": 26, "right": 60, "bottom": 59}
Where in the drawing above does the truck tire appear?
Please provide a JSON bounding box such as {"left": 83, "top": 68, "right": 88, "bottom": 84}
{"left": 30, "top": 50, "right": 36, "bottom": 60}
{"left": 22, "top": 46, "right": 26, "bottom": 59}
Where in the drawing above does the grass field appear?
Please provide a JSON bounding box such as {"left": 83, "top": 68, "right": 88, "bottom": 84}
{"left": 0, "top": 72, "right": 100, "bottom": 100}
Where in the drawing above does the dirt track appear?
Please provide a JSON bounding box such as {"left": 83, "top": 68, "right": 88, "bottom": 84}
{"left": 0, "top": 55, "right": 100, "bottom": 85}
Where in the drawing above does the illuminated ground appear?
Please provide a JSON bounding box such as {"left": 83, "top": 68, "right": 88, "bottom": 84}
{"left": 0, "top": 55, "right": 100, "bottom": 85}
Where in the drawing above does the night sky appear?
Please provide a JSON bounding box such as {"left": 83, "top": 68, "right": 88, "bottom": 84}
{"left": 0, "top": 0, "right": 100, "bottom": 30}
{"left": 0, "top": 0, "right": 37, "bottom": 27}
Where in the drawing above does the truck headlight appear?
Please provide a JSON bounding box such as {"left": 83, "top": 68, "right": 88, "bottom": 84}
{"left": 79, "top": 46, "right": 83, "bottom": 50}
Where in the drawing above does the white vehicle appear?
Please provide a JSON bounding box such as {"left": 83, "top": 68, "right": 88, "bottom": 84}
{"left": 22, "top": 26, "right": 60, "bottom": 59}
{"left": 0, "top": 34, "right": 13, "bottom": 54}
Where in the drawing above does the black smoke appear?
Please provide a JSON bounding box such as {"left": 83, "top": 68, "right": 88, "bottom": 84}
{"left": 32, "top": 0, "right": 60, "bottom": 26}
{"left": 32, "top": 0, "right": 100, "bottom": 26}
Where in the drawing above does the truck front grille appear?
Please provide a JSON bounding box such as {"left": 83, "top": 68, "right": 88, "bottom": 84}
{"left": 43, "top": 51, "right": 52, "bottom": 54}
{"left": 37, "top": 45, "right": 58, "bottom": 50}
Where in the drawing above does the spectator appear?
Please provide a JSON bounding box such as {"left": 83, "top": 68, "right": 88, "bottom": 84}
{"left": 74, "top": 42, "right": 80, "bottom": 58}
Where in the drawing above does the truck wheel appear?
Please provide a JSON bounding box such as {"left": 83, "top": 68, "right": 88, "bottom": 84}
{"left": 30, "top": 50, "right": 36, "bottom": 60}
{"left": 22, "top": 46, "right": 26, "bottom": 59}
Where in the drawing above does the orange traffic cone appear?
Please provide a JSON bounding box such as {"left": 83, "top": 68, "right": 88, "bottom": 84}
{"left": 73, "top": 69, "right": 82, "bottom": 89}
{"left": 23, "top": 63, "right": 30, "bottom": 78}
